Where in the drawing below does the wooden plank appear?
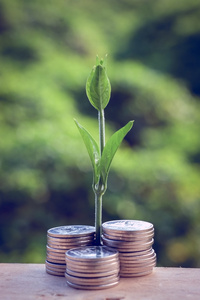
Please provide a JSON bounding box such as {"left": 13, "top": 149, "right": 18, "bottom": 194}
{"left": 0, "top": 264, "right": 199, "bottom": 300}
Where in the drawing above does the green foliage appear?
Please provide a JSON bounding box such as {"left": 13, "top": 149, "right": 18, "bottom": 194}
{"left": 77, "top": 58, "right": 133, "bottom": 193}
{"left": 100, "top": 121, "right": 134, "bottom": 187}
{"left": 76, "top": 57, "right": 133, "bottom": 244}
{"left": 86, "top": 56, "right": 111, "bottom": 111}
{"left": 75, "top": 119, "right": 100, "bottom": 187}
{"left": 0, "top": 0, "right": 200, "bottom": 266}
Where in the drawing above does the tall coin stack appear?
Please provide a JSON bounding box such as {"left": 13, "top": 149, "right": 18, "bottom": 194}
{"left": 65, "top": 246, "right": 120, "bottom": 290}
{"left": 102, "top": 220, "right": 156, "bottom": 277}
{"left": 46, "top": 225, "right": 95, "bottom": 276}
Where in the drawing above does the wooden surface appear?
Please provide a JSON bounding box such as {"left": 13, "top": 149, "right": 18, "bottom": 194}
{"left": 0, "top": 264, "right": 200, "bottom": 300}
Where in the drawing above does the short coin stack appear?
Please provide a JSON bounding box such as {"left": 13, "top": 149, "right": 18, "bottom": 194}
{"left": 65, "top": 246, "right": 120, "bottom": 290}
{"left": 46, "top": 225, "right": 95, "bottom": 276}
{"left": 102, "top": 220, "right": 156, "bottom": 277}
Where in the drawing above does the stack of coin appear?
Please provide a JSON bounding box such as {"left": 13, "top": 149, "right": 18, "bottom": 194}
{"left": 102, "top": 220, "right": 156, "bottom": 277}
{"left": 46, "top": 225, "right": 95, "bottom": 276}
{"left": 65, "top": 246, "right": 120, "bottom": 289}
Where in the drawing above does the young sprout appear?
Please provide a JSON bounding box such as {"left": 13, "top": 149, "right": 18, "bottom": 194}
{"left": 75, "top": 56, "right": 134, "bottom": 245}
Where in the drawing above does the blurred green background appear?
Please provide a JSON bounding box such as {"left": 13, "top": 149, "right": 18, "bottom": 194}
{"left": 0, "top": 0, "right": 200, "bottom": 267}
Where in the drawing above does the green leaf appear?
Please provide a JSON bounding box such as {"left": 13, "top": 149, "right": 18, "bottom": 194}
{"left": 86, "top": 64, "right": 111, "bottom": 111}
{"left": 100, "top": 121, "right": 134, "bottom": 185}
{"left": 74, "top": 119, "right": 100, "bottom": 186}
{"left": 86, "top": 66, "right": 95, "bottom": 108}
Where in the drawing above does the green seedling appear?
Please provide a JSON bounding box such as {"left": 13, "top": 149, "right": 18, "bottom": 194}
{"left": 75, "top": 56, "right": 134, "bottom": 245}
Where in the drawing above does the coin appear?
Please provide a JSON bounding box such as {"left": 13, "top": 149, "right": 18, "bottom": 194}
{"left": 66, "top": 280, "right": 119, "bottom": 290}
{"left": 48, "top": 241, "right": 94, "bottom": 249}
{"left": 46, "top": 265, "right": 66, "bottom": 273}
{"left": 120, "top": 269, "right": 154, "bottom": 277}
{"left": 66, "top": 260, "right": 119, "bottom": 273}
{"left": 65, "top": 273, "right": 119, "bottom": 285}
{"left": 120, "top": 252, "right": 156, "bottom": 263}
{"left": 46, "top": 258, "right": 66, "bottom": 264}
{"left": 113, "top": 244, "right": 154, "bottom": 252}
{"left": 102, "top": 238, "right": 154, "bottom": 252}
{"left": 66, "top": 246, "right": 119, "bottom": 262}
{"left": 46, "top": 225, "right": 97, "bottom": 279}
{"left": 47, "top": 235, "right": 95, "bottom": 242}
{"left": 47, "top": 257, "right": 65, "bottom": 263}
{"left": 47, "top": 236, "right": 94, "bottom": 245}
{"left": 119, "top": 248, "right": 153, "bottom": 258}
{"left": 102, "top": 231, "right": 154, "bottom": 241}
{"left": 120, "top": 262, "right": 156, "bottom": 273}
{"left": 47, "top": 243, "right": 93, "bottom": 250}
{"left": 66, "top": 267, "right": 120, "bottom": 278}
{"left": 47, "top": 245, "right": 69, "bottom": 253}
{"left": 46, "top": 267, "right": 65, "bottom": 276}
{"left": 45, "top": 265, "right": 66, "bottom": 273}
{"left": 102, "top": 220, "right": 153, "bottom": 234}
{"left": 47, "top": 252, "right": 65, "bottom": 258}
{"left": 64, "top": 245, "right": 120, "bottom": 289}
{"left": 66, "top": 255, "right": 119, "bottom": 265}
{"left": 45, "top": 260, "right": 66, "bottom": 269}
{"left": 101, "top": 220, "right": 156, "bottom": 278}
{"left": 46, "top": 251, "right": 65, "bottom": 258}
{"left": 102, "top": 236, "right": 154, "bottom": 248}
{"left": 120, "top": 257, "right": 156, "bottom": 268}
{"left": 47, "top": 225, "right": 95, "bottom": 238}
{"left": 46, "top": 254, "right": 66, "bottom": 263}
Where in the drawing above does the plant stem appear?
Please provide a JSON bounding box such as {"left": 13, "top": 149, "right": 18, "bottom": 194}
{"left": 95, "top": 192, "right": 102, "bottom": 245}
{"left": 98, "top": 109, "right": 105, "bottom": 155}
{"left": 94, "top": 109, "right": 105, "bottom": 245}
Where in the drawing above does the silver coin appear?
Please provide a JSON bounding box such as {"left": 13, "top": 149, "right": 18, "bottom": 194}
{"left": 66, "top": 260, "right": 119, "bottom": 273}
{"left": 102, "top": 236, "right": 154, "bottom": 248}
{"left": 47, "top": 247, "right": 71, "bottom": 254}
{"left": 119, "top": 253, "right": 156, "bottom": 263}
{"left": 47, "top": 240, "right": 94, "bottom": 248}
{"left": 120, "top": 267, "right": 154, "bottom": 275}
{"left": 47, "top": 241, "right": 94, "bottom": 249}
{"left": 120, "top": 257, "right": 157, "bottom": 267}
{"left": 46, "top": 257, "right": 66, "bottom": 263}
{"left": 65, "top": 255, "right": 119, "bottom": 264}
{"left": 66, "top": 279, "right": 119, "bottom": 290}
{"left": 48, "top": 234, "right": 95, "bottom": 240}
{"left": 46, "top": 267, "right": 66, "bottom": 274}
{"left": 120, "top": 262, "right": 156, "bottom": 273}
{"left": 47, "top": 245, "right": 71, "bottom": 253}
{"left": 66, "top": 246, "right": 119, "bottom": 262}
{"left": 66, "top": 267, "right": 120, "bottom": 278}
{"left": 48, "top": 225, "right": 95, "bottom": 238}
{"left": 46, "top": 265, "right": 66, "bottom": 273}
{"left": 120, "top": 269, "right": 154, "bottom": 277}
{"left": 119, "top": 248, "right": 153, "bottom": 257}
{"left": 46, "top": 252, "right": 65, "bottom": 259}
{"left": 65, "top": 273, "right": 119, "bottom": 285}
{"left": 45, "top": 263, "right": 66, "bottom": 272}
{"left": 46, "top": 258, "right": 66, "bottom": 264}
{"left": 65, "top": 257, "right": 119, "bottom": 269}
{"left": 46, "top": 252, "right": 64, "bottom": 258}
{"left": 45, "top": 260, "right": 66, "bottom": 268}
{"left": 46, "top": 254, "right": 66, "bottom": 263}
{"left": 102, "top": 239, "right": 154, "bottom": 252}
{"left": 46, "top": 251, "right": 65, "bottom": 258}
{"left": 102, "top": 220, "right": 153, "bottom": 234}
{"left": 102, "top": 227, "right": 154, "bottom": 236}
{"left": 47, "top": 235, "right": 94, "bottom": 243}
{"left": 118, "top": 244, "right": 153, "bottom": 252}
{"left": 120, "top": 252, "right": 156, "bottom": 263}
{"left": 102, "top": 231, "right": 154, "bottom": 241}
{"left": 46, "top": 267, "right": 65, "bottom": 276}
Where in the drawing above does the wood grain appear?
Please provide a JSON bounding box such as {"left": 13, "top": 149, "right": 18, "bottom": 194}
{"left": 0, "top": 264, "right": 199, "bottom": 300}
